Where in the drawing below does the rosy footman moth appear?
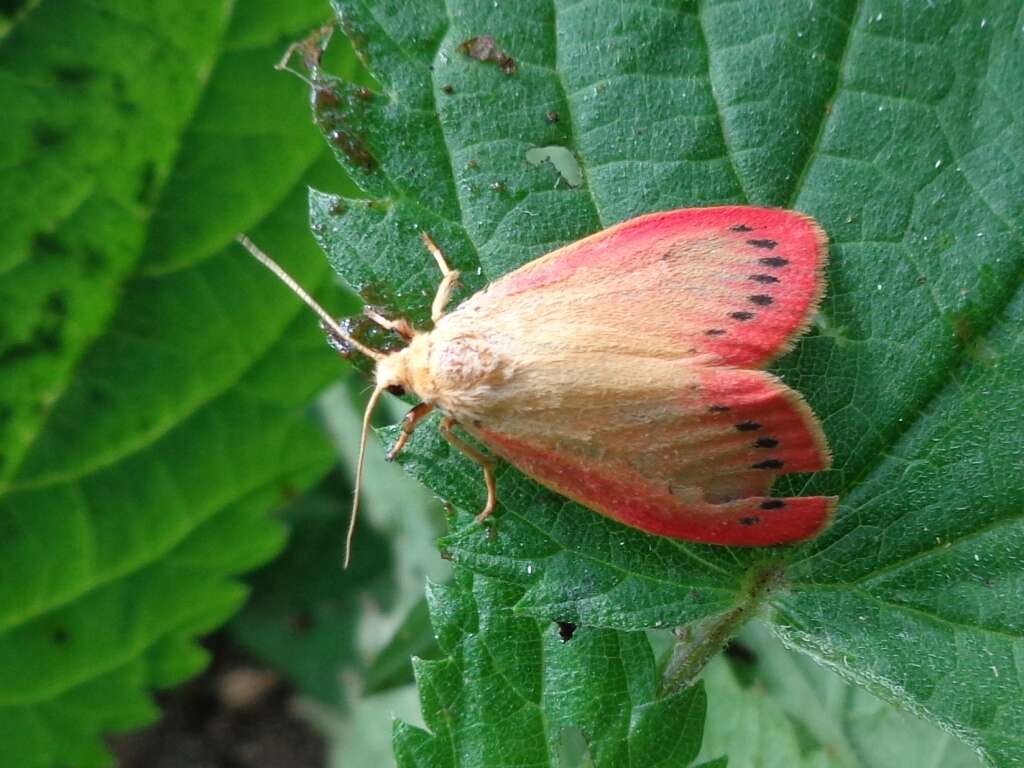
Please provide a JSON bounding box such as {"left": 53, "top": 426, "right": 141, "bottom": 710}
{"left": 238, "top": 207, "right": 835, "bottom": 566}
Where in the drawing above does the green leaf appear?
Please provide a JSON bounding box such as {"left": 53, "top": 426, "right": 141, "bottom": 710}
{"left": 307, "top": 1, "right": 1024, "bottom": 765}
{"left": 697, "top": 622, "right": 984, "bottom": 768}
{"left": 394, "top": 568, "right": 709, "bottom": 768}
{"left": 227, "top": 469, "right": 397, "bottom": 705}
{"left": 0, "top": 2, "right": 364, "bottom": 764}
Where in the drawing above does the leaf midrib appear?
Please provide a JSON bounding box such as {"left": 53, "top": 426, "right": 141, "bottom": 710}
{"left": 784, "top": 0, "right": 862, "bottom": 210}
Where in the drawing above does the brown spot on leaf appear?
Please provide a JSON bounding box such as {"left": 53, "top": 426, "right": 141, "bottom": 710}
{"left": 311, "top": 77, "right": 379, "bottom": 172}
{"left": 314, "top": 87, "right": 339, "bottom": 109}
{"left": 458, "top": 35, "right": 517, "bottom": 75}
{"left": 556, "top": 621, "right": 577, "bottom": 642}
{"left": 327, "top": 128, "right": 375, "bottom": 170}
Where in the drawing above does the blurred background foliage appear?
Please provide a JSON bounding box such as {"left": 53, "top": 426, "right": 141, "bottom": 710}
{"left": 0, "top": 0, "right": 444, "bottom": 764}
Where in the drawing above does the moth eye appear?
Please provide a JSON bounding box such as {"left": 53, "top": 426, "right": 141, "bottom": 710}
{"left": 386, "top": 384, "right": 406, "bottom": 397}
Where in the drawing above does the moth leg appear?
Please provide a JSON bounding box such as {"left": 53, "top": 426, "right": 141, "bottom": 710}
{"left": 438, "top": 416, "right": 496, "bottom": 523}
{"left": 387, "top": 402, "right": 435, "bottom": 461}
{"left": 420, "top": 232, "right": 460, "bottom": 323}
{"left": 365, "top": 309, "right": 415, "bottom": 340}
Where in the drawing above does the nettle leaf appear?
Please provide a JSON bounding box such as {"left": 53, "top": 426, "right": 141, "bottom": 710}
{"left": 0, "top": 2, "right": 367, "bottom": 764}
{"left": 394, "top": 568, "right": 709, "bottom": 768}
{"left": 696, "top": 621, "right": 983, "bottom": 768}
{"left": 309, "top": 0, "right": 1023, "bottom": 765}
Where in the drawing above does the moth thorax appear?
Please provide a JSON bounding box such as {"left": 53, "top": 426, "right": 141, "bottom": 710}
{"left": 433, "top": 334, "right": 503, "bottom": 388}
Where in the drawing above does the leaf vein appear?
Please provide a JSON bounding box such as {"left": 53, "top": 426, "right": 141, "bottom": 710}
{"left": 785, "top": 0, "right": 863, "bottom": 208}
{"left": 696, "top": 0, "right": 748, "bottom": 202}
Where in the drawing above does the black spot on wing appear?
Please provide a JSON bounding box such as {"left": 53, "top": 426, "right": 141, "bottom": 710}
{"left": 730, "top": 311, "right": 755, "bottom": 321}
{"left": 754, "top": 437, "right": 779, "bottom": 448}
{"left": 750, "top": 274, "right": 779, "bottom": 284}
{"left": 730, "top": 224, "right": 753, "bottom": 232}
{"left": 747, "top": 239, "right": 778, "bottom": 249}
{"left": 759, "top": 257, "right": 789, "bottom": 268}
{"left": 709, "top": 404, "right": 730, "bottom": 413}
{"left": 760, "top": 499, "right": 786, "bottom": 510}
{"left": 748, "top": 294, "right": 773, "bottom": 306}
{"left": 751, "top": 459, "right": 784, "bottom": 470}
{"left": 736, "top": 421, "right": 760, "bottom": 431}
{"left": 704, "top": 328, "right": 727, "bottom": 336}
{"left": 739, "top": 516, "right": 760, "bottom": 526}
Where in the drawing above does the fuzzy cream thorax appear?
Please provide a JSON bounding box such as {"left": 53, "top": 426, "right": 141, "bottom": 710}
{"left": 375, "top": 324, "right": 513, "bottom": 420}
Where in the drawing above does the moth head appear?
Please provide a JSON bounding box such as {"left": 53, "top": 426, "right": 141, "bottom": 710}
{"left": 374, "top": 346, "right": 411, "bottom": 394}
{"left": 374, "top": 334, "right": 433, "bottom": 400}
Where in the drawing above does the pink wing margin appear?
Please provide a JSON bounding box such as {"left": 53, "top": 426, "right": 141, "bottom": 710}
{"left": 483, "top": 206, "right": 828, "bottom": 368}
{"left": 472, "top": 366, "right": 835, "bottom": 547}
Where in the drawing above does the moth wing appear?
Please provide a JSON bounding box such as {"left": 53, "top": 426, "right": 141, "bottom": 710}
{"left": 469, "top": 206, "right": 827, "bottom": 368}
{"left": 466, "top": 364, "right": 834, "bottom": 546}
{"left": 438, "top": 205, "right": 832, "bottom": 543}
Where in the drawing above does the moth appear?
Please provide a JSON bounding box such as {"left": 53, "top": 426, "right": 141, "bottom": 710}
{"left": 239, "top": 207, "right": 835, "bottom": 566}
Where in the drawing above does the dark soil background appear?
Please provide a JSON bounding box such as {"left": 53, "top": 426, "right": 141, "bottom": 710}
{"left": 109, "top": 633, "right": 326, "bottom": 768}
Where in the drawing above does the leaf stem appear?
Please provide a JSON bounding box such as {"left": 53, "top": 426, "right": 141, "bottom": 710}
{"left": 662, "top": 560, "right": 785, "bottom": 694}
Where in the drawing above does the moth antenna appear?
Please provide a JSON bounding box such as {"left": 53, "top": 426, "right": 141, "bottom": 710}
{"left": 236, "top": 234, "right": 384, "bottom": 361}
{"left": 346, "top": 383, "right": 386, "bottom": 568}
